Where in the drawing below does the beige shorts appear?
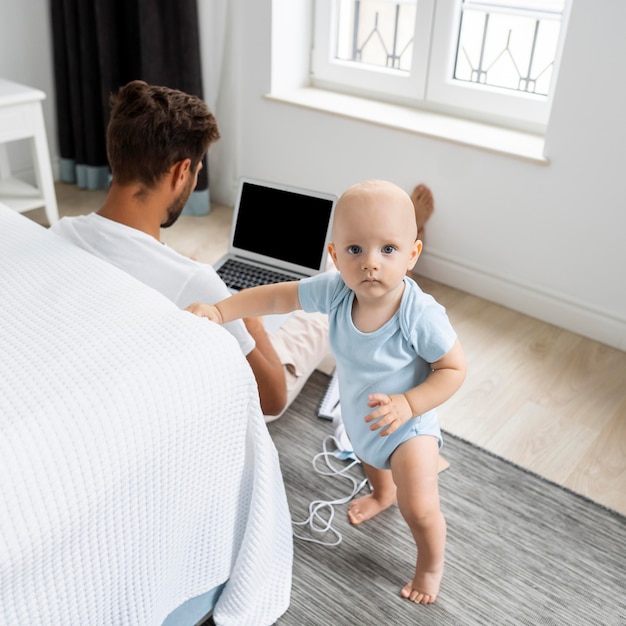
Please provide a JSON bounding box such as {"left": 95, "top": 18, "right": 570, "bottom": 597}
{"left": 264, "top": 309, "right": 331, "bottom": 422}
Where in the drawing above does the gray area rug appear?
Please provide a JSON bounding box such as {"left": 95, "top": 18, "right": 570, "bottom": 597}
{"left": 268, "top": 370, "right": 626, "bottom": 626}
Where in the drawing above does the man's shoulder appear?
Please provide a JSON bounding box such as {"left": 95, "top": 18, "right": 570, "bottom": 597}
{"left": 50, "top": 213, "right": 109, "bottom": 250}
{"left": 51, "top": 213, "right": 221, "bottom": 305}
{"left": 52, "top": 212, "right": 134, "bottom": 241}
{"left": 50, "top": 212, "right": 95, "bottom": 234}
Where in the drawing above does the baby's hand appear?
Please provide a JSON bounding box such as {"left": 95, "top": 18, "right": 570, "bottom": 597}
{"left": 364, "top": 393, "right": 413, "bottom": 436}
{"left": 185, "top": 302, "right": 223, "bottom": 324}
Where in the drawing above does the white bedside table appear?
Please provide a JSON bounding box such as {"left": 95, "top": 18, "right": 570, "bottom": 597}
{"left": 0, "top": 78, "right": 59, "bottom": 225}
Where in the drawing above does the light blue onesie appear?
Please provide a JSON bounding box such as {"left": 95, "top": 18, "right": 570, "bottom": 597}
{"left": 299, "top": 273, "right": 457, "bottom": 470}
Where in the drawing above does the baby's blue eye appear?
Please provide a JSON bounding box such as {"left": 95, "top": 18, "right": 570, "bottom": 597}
{"left": 347, "top": 245, "right": 362, "bottom": 254}
{"left": 382, "top": 245, "right": 396, "bottom": 254}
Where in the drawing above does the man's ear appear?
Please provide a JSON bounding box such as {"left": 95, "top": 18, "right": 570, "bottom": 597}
{"left": 170, "top": 158, "right": 192, "bottom": 191}
{"left": 407, "top": 239, "right": 423, "bottom": 272}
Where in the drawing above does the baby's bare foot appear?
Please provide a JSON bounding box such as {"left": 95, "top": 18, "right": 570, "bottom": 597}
{"left": 400, "top": 564, "right": 443, "bottom": 605}
{"left": 348, "top": 493, "right": 395, "bottom": 525}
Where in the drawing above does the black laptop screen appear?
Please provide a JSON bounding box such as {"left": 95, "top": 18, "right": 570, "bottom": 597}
{"left": 232, "top": 181, "right": 335, "bottom": 271}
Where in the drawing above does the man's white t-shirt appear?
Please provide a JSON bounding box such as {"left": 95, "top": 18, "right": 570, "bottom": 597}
{"left": 50, "top": 213, "right": 255, "bottom": 355}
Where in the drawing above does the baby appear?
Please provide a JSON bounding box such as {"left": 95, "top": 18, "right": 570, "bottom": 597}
{"left": 187, "top": 179, "right": 466, "bottom": 604}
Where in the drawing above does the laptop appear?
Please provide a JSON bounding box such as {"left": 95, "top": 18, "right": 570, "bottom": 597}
{"left": 214, "top": 177, "right": 337, "bottom": 292}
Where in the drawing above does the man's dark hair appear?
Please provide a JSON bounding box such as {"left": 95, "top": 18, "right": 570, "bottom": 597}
{"left": 106, "top": 80, "right": 220, "bottom": 187}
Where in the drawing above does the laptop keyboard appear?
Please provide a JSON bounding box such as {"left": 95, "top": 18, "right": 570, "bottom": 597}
{"left": 216, "top": 258, "right": 296, "bottom": 291}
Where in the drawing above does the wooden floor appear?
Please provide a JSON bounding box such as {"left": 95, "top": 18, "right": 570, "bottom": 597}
{"left": 30, "top": 183, "right": 626, "bottom": 516}
{"left": 416, "top": 275, "right": 626, "bottom": 516}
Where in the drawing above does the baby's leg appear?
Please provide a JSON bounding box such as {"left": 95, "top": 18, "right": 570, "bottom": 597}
{"left": 391, "top": 436, "right": 445, "bottom": 604}
{"left": 348, "top": 461, "right": 396, "bottom": 525}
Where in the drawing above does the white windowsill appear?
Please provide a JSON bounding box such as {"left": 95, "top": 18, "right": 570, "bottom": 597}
{"left": 265, "top": 87, "right": 549, "bottom": 165}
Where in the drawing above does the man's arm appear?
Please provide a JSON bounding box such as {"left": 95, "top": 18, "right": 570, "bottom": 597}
{"left": 242, "top": 317, "right": 287, "bottom": 416}
{"left": 186, "top": 281, "right": 302, "bottom": 416}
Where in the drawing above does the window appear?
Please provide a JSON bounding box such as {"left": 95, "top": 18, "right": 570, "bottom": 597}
{"left": 311, "top": 0, "right": 571, "bottom": 133}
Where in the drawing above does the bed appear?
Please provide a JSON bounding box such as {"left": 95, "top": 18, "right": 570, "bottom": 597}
{"left": 0, "top": 203, "right": 293, "bottom": 626}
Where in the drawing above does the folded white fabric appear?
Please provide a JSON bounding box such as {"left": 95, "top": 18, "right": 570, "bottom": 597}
{"left": 0, "top": 205, "right": 292, "bottom": 626}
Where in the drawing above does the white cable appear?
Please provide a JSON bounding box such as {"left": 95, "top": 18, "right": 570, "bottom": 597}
{"left": 292, "top": 434, "right": 370, "bottom": 546}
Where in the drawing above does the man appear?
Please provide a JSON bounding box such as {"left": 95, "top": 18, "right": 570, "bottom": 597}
{"left": 51, "top": 80, "right": 330, "bottom": 419}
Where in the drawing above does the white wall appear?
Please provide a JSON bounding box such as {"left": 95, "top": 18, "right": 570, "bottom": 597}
{"left": 0, "top": 0, "right": 58, "bottom": 179}
{"left": 233, "top": 0, "right": 626, "bottom": 351}
{"left": 1, "top": 0, "right": 624, "bottom": 350}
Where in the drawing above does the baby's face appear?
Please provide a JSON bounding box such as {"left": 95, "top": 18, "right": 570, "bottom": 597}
{"left": 329, "top": 181, "right": 420, "bottom": 303}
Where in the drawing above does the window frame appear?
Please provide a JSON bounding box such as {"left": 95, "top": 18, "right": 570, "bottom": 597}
{"left": 312, "top": 0, "right": 434, "bottom": 103}
{"left": 311, "top": 0, "right": 572, "bottom": 134}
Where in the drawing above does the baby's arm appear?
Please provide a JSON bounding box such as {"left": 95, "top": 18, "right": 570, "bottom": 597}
{"left": 186, "top": 281, "right": 302, "bottom": 323}
{"left": 365, "top": 339, "right": 466, "bottom": 436}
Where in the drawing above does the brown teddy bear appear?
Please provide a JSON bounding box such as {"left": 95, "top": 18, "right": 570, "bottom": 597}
{"left": 411, "top": 184, "right": 434, "bottom": 241}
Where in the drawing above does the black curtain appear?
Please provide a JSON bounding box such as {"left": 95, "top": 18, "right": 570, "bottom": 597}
{"left": 50, "top": 0, "right": 209, "bottom": 213}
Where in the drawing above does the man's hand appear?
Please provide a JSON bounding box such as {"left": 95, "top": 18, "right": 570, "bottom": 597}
{"left": 364, "top": 393, "right": 414, "bottom": 436}
{"left": 185, "top": 302, "right": 223, "bottom": 324}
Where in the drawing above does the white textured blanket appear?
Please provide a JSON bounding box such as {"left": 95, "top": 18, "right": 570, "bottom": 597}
{"left": 0, "top": 205, "right": 292, "bottom": 626}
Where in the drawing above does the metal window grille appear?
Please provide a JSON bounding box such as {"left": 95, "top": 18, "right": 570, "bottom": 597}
{"left": 334, "top": 0, "right": 565, "bottom": 96}
{"left": 454, "top": 1, "right": 565, "bottom": 95}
